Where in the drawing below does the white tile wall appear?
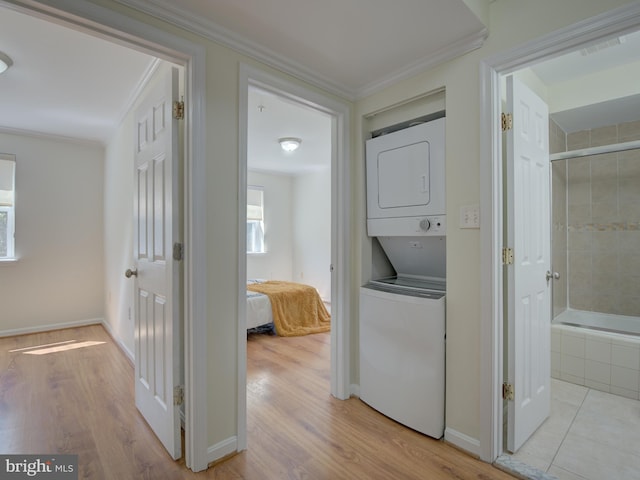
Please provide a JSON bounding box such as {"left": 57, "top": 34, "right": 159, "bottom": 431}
{"left": 585, "top": 359, "right": 610, "bottom": 385}
{"left": 612, "top": 344, "right": 640, "bottom": 369}
{"left": 551, "top": 324, "right": 640, "bottom": 400}
{"left": 585, "top": 338, "right": 611, "bottom": 363}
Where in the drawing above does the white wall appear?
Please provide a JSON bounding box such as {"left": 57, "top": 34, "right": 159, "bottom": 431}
{"left": 292, "top": 168, "right": 331, "bottom": 301}
{"left": 103, "top": 62, "right": 175, "bottom": 359}
{"left": 246, "top": 171, "right": 293, "bottom": 281}
{"left": 549, "top": 61, "right": 640, "bottom": 114}
{"left": 103, "top": 101, "right": 135, "bottom": 357}
{"left": 0, "top": 132, "right": 104, "bottom": 334}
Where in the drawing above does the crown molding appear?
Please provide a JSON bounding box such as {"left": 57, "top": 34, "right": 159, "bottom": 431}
{"left": 113, "top": 57, "right": 161, "bottom": 134}
{"left": 115, "top": 0, "right": 488, "bottom": 101}
{"left": 115, "top": 0, "right": 358, "bottom": 99}
{"left": 483, "top": 1, "right": 640, "bottom": 74}
{"left": 356, "top": 27, "right": 488, "bottom": 99}
{"left": 0, "top": 125, "right": 105, "bottom": 147}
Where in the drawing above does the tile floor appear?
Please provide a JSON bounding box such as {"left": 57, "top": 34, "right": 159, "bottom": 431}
{"left": 508, "top": 378, "right": 640, "bottom": 479}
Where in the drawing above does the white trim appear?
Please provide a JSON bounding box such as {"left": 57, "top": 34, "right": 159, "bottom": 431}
{"left": 114, "top": 0, "right": 486, "bottom": 100}
{"left": 112, "top": 57, "right": 162, "bottom": 143}
{"left": 479, "top": 1, "right": 640, "bottom": 464}
{"left": 1, "top": 0, "right": 209, "bottom": 472}
{"left": 101, "top": 319, "right": 135, "bottom": 363}
{"left": 0, "top": 317, "right": 103, "bottom": 338}
{"left": 207, "top": 436, "right": 238, "bottom": 464}
{"left": 183, "top": 37, "right": 209, "bottom": 476}
{"left": 358, "top": 28, "right": 487, "bottom": 99}
{"left": 237, "top": 67, "right": 249, "bottom": 453}
{"left": 350, "top": 384, "right": 360, "bottom": 397}
{"left": 444, "top": 428, "right": 481, "bottom": 458}
{"left": 237, "top": 63, "right": 352, "bottom": 449}
{"left": 478, "top": 58, "right": 503, "bottom": 464}
{"left": 0, "top": 126, "right": 103, "bottom": 148}
{"left": 117, "top": 0, "right": 356, "bottom": 99}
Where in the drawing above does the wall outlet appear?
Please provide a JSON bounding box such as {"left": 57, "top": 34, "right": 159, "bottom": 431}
{"left": 460, "top": 204, "right": 480, "bottom": 229}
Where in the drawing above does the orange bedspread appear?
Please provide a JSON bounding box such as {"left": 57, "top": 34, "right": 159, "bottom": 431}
{"left": 246, "top": 280, "right": 331, "bottom": 336}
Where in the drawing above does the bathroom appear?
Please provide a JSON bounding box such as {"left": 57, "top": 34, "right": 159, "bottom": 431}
{"left": 502, "top": 33, "right": 640, "bottom": 479}
{"left": 550, "top": 119, "right": 640, "bottom": 399}
{"left": 507, "top": 116, "right": 640, "bottom": 480}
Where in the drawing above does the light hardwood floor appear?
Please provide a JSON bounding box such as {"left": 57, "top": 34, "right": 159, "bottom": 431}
{"left": 0, "top": 325, "right": 514, "bottom": 479}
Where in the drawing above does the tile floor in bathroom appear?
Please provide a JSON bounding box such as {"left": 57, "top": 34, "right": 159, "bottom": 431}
{"left": 508, "top": 378, "right": 640, "bottom": 479}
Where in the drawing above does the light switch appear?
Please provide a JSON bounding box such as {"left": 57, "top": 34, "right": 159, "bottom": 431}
{"left": 460, "top": 204, "right": 480, "bottom": 229}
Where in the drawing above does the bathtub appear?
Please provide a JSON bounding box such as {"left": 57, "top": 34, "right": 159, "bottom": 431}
{"left": 554, "top": 309, "right": 640, "bottom": 336}
{"left": 551, "top": 309, "right": 640, "bottom": 400}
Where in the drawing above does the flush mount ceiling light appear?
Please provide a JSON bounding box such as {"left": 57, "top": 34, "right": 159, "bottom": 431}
{"left": 0, "top": 51, "right": 13, "bottom": 74}
{"left": 279, "top": 137, "right": 301, "bottom": 152}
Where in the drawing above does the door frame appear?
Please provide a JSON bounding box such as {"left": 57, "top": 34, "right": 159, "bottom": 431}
{"left": 237, "top": 64, "right": 351, "bottom": 450}
{"left": 1, "top": 0, "right": 209, "bottom": 471}
{"left": 479, "top": 2, "right": 640, "bottom": 462}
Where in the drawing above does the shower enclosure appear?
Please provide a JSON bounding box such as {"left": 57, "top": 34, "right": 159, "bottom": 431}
{"left": 550, "top": 119, "right": 640, "bottom": 400}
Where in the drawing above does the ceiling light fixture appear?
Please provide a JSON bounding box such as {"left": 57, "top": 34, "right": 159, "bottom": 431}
{"left": 0, "top": 51, "right": 13, "bottom": 74}
{"left": 279, "top": 137, "right": 301, "bottom": 152}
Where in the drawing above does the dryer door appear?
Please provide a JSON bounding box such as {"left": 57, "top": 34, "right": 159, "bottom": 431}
{"left": 377, "top": 141, "right": 430, "bottom": 209}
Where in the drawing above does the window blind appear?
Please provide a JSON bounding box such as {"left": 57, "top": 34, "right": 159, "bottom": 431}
{"left": 0, "top": 157, "right": 15, "bottom": 207}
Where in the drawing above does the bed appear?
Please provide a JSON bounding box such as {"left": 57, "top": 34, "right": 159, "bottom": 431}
{"left": 246, "top": 279, "right": 330, "bottom": 336}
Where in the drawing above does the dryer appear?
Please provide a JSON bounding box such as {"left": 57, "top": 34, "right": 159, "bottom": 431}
{"left": 366, "top": 116, "right": 446, "bottom": 237}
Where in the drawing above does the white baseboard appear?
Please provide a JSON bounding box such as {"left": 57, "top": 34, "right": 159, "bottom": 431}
{"left": 350, "top": 383, "right": 360, "bottom": 397}
{"left": 0, "top": 317, "right": 103, "bottom": 338}
{"left": 207, "top": 436, "right": 238, "bottom": 465}
{"left": 100, "top": 320, "right": 134, "bottom": 363}
{"left": 444, "top": 428, "right": 481, "bottom": 458}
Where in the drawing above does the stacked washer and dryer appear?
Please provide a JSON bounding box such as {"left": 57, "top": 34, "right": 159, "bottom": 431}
{"left": 359, "top": 114, "right": 446, "bottom": 439}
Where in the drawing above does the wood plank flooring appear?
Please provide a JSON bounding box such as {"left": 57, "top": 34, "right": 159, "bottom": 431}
{"left": 0, "top": 325, "right": 514, "bottom": 479}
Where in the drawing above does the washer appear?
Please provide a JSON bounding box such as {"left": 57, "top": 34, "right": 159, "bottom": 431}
{"left": 359, "top": 278, "right": 445, "bottom": 439}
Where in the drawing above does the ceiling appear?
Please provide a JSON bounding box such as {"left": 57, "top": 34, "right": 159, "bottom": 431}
{"left": 248, "top": 88, "right": 331, "bottom": 175}
{"left": 530, "top": 30, "right": 640, "bottom": 133}
{"left": 1, "top": 1, "right": 640, "bottom": 163}
{"left": 118, "top": 0, "right": 488, "bottom": 99}
{"left": 0, "top": 5, "right": 157, "bottom": 145}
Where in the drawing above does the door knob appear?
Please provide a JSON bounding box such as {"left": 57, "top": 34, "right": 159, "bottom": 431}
{"left": 125, "top": 268, "right": 138, "bottom": 278}
{"left": 546, "top": 271, "right": 560, "bottom": 281}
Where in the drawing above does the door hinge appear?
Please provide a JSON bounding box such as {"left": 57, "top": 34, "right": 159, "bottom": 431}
{"left": 173, "top": 242, "right": 184, "bottom": 261}
{"left": 173, "top": 100, "right": 185, "bottom": 120}
{"left": 502, "top": 247, "right": 514, "bottom": 265}
{"left": 501, "top": 112, "right": 513, "bottom": 131}
{"left": 503, "top": 382, "right": 515, "bottom": 401}
{"left": 174, "top": 385, "right": 184, "bottom": 406}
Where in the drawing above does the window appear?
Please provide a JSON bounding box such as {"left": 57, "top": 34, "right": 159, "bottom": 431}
{"left": 0, "top": 154, "right": 15, "bottom": 259}
{"left": 247, "top": 186, "right": 265, "bottom": 254}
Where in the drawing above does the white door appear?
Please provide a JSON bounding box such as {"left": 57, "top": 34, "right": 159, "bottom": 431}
{"left": 132, "top": 65, "right": 182, "bottom": 459}
{"left": 505, "top": 75, "right": 551, "bottom": 453}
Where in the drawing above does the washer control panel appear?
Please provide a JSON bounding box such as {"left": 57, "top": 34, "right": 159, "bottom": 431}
{"left": 418, "top": 216, "right": 445, "bottom": 234}
{"left": 367, "top": 215, "right": 447, "bottom": 237}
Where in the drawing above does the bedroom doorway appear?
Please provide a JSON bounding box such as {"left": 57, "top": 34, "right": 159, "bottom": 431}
{"left": 0, "top": 1, "right": 207, "bottom": 470}
{"left": 237, "top": 64, "right": 352, "bottom": 451}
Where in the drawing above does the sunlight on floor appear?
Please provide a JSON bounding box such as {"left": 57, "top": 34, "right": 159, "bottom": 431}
{"left": 10, "top": 340, "right": 106, "bottom": 355}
